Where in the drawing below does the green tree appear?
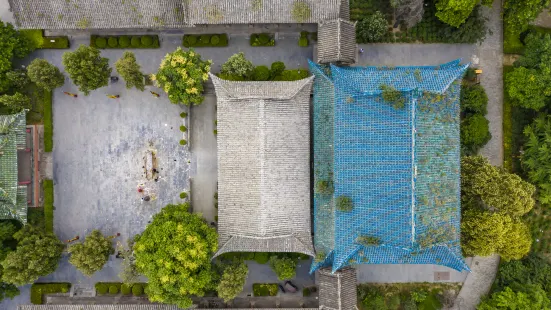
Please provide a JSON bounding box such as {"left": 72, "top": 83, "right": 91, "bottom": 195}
{"left": 221, "top": 52, "right": 254, "bottom": 78}
{"left": 68, "top": 230, "right": 114, "bottom": 276}
{"left": 505, "top": 66, "right": 549, "bottom": 110}
{"left": 522, "top": 115, "right": 551, "bottom": 205}
{"left": 460, "top": 113, "right": 491, "bottom": 155}
{"left": 504, "top": 0, "right": 549, "bottom": 37}
{"left": 153, "top": 48, "right": 211, "bottom": 105}
{"left": 477, "top": 286, "right": 551, "bottom": 310}
{"left": 461, "top": 210, "right": 531, "bottom": 260}
{"left": 0, "top": 21, "right": 34, "bottom": 75}
{"left": 62, "top": 45, "right": 111, "bottom": 95}
{"left": 356, "top": 11, "right": 388, "bottom": 43}
{"left": 0, "top": 221, "right": 20, "bottom": 302}
{"left": 27, "top": 59, "right": 65, "bottom": 91}
{"left": 268, "top": 256, "right": 297, "bottom": 280}
{"left": 115, "top": 52, "right": 145, "bottom": 91}
{"left": 0, "top": 92, "right": 30, "bottom": 113}
{"left": 516, "top": 32, "right": 551, "bottom": 69}
{"left": 6, "top": 69, "right": 29, "bottom": 90}
{"left": 217, "top": 261, "right": 248, "bottom": 302}
{"left": 1, "top": 226, "right": 64, "bottom": 285}
{"left": 435, "top": 0, "right": 478, "bottom": 27}
{"left": 461, "top": 84, "right": 488, "bottom": 114}
{"left": 461, "top": 156, "right": 535, "bottom": 217}
{"left": 133, "top": 203, "right": 218, "bottom": 308}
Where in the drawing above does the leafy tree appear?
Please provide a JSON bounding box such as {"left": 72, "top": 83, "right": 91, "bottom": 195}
{"left": 522, "top": 115, "right": 551, "bottom": 205}
{"left": 494, "top": 255, "right": 551, "bottom": 293}
{"left": 516, "top": 32, "right": 551, "bottom": 69}
{"left": 27, "top": 59, "right": 65, "bottom": 91}
{"left": 505, "top": 66, "right": 549, "bottom": 110}
{"left": 461, "top": 210, "right": 531, "bottom": 260}
{"left": 6, "top": 69, "right": 29, "bottom": 90}
{"left": 68, "top": 230, "right": 114, "bottom": 276}
{"left": 268, "top": 256, "right": 297, "bottom": 280}
{"left": 504, "top": 0, "right": 549, "bottom": 37}
{"left": 0, "top": 92, "right": 31, "bottom": 112}
{"left": 115, "top": 52, "right": 145, "bottom": 91}
{"left": 478, "top": 286, "right": 551, "bottom": 310}
{"left": 0, "top": 282, "right": 19, "bottom": 302}
{"left": 460, "top": 113, "right": 491, "bottom": 155}
{"left": 62, "top": 45, "right": 111, "bottom": 95}
{"left": 0, "top": 21, "right": 34, "bottom": 75}
{"left": 435, "top": 0, "right": 479, "bottom": 27}
{"left": 270, "top": 61, "right": 285, "bottom": 78}
{"left": 461, "top": 156, "right": 535, "bottom": 217}
{"left": 116, "top": 239, "right": 140, "bottom": 285}
{"left": 133, "top": 203, "right": 218, "bottom": 308}
{"left": 356, "top": 11, "right": 388, "bottom": 43}
{"left": 217, "top": 261, "right": 248, "bottom": 302}
{"left": 153, "top": 48, "right": 211, "bottom": 105}
{"left": 393, "top": 0, "right": 424, "bottom": 28}
{"left": 461, "top": 84, "right": 488, "bottom": 114}
{"left": 221, "top": 52, "right": 254, "bottom": 78}
{"left": 0, "top": 221, "right": 20, "bottom": 302}
{"left": 1, "top": 226, "right": 64, "bottom": 285}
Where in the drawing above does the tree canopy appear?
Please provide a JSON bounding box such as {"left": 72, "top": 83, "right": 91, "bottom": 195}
{"left": 68, "top": 230, "right": 114, "bottom": 276}
{"left": 62, "top": 45, "right": 111, "bottom": 95}
{"left": 504, "top": 0, "right": 549, "bottom": 37}
{"left": 153, "top": 47, "right": 211, "bottom": 105}
{"left": 115, "top": 52, "right": 145, "bottom": 91}
{"left": 269, "top": 256, "right": 297, "bottom": 280}
{"left": 133, "top": 203, "right": 218, "bottom": 308}
{"left": 0, "top": 221, "right": 20, "bottom": 302}
{"left": 217, "top": 261, "right": 248, "bottom": 302}
{"left": 221, "top": 52, "right": 254, "bottom": 78}
{"left": 435, "top": 0, "right": 478, "bottom": 28}
{"left": 0, "top": 92, "right": 31, "bottom": 113}
{"left": 356, "top": 11, "right": 388, "bottom": 43}
{"left": 0, "top": 21, "right": 34, "bottom": 75}
{"left": 478, "top": 286, "right": 551, "bottom": 310}
{"left": 522, "top": 115, "right": 551, "bottom": 205}
{"left": 27, "top": 59, "right": 65, "bottom": 91}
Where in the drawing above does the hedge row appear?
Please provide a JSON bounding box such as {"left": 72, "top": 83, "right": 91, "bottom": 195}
{"left": 31, "top": 283, "right": 71, "bottom": 304}
{"left": 250, "top": 33, "right": 275, "bottom": 46}
{"left": 182, "top": 34, "right": 228, "bottom": 47}
{"left": 43, "top": 90, "right": 53, "bottom": 151}
{"left": 95, "top": 282, "right": 145, "bottom": 296}
{"left": 43, "top": 179, "right": 54, "bottom": 234}
{"left": 90, "top": 35, "right": 159, "bottom": 49}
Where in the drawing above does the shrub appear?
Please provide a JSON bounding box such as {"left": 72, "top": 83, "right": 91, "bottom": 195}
{"left": 269, "top": 256, "right": 297, "bottom": 280}
{"left": 131, "top": 284, "right": 143, "bottom": 296}
{"left": 211, "top": 35, "right": 220, "bottom": 45}
{"left": 250, "top": 33, "right": 275, "bottom": 46}
{"left": 299, "top": 37, "right": 308, "bottom": 47}
{"left": 336, "top": 196, "right": 353, "bottom": 211}
{"left": 460, "top": 113, "right": 491, "bottom": 155}
{"left": 273, "top": 69, "right": 309, "bottom": 81}
{"left": 108, "top": 285, "right": 119, "bottom": 294}
{"left": 505, "top": 66, "right": 548, "bottom": 110}
{"left": 461, "top": 84, "right": 488, "bottom": 114}
{"left": 217, "top": 262, "right": 249, "bottom": 302}
{"left": 179, "top": 139, "right": 187, "bottom": 145}
{"left": 31, "top": 283, "right": 71, "bottom": 304}
{"left": 119, "top": 36, "right": 130, "bottom": 48}
{"left": 131, "top": 36, "right": 141, "bottom": 47}
{"left": 121, "top": 284, "right": 131, "bottom": 295}
{"left": 254, "top": 252, "right": 270, "bottom": 264}
{"left": 180, "top": 112, "right": 188, "bottom": 118}
{"left": 96, "top": 283, "right": 108, "bottom": 295}
{"left": 95, "top": 37, "right": 107, "bottom": 48}
{"left": 115, "top": 51, "right": 145, "bottom": 91}
{"left": 357, "top": 11, "right": 388, "bottom": 43}
{"left": 200, "top": 35, "right": 211, "bottom": 44}
{"left": 43, "top": 90, "right": 53, "bottom": 151}
{"left": 43, "top": 180, "right": 54, "bottom": 233}
{"left": 270, "top": 61, "right": 285, "bottom": 78}
{"left": 291, "top": 0, "right": 311, "bottom": 22}
{"left": 180, "top": 125, "right": 187, "bottom": 132}
{"left": 258, "top": 33, "right": 270, "bottom": 44}
{"left": 180, "top": 192, "right": 188, "bottom": 199}
{"left": 187, "top": 35, "right": 197, "bottom": 45}
{"left": 253, "top": 65, "right": 270, "bottom": 81}
{"left": 107, "top": 37, "right": 118, "bottom": 47}
{"left": 522, "top": 115, "right": 551, "bottom": 205}
{"left": 303, "top": 287, "right": 311, "bottom": 296}
{"left": 221, "top": 52, "right": 254, "bottom": 78}
{"left": 253, "top": 283, "right": 278, "bottom": 296}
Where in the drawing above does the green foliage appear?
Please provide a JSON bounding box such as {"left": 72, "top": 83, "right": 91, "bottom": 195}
{"left": 336, "top": 196, "right": 353, "bottom": 211}
{"left": 179, "top": 192, "right": 188, "bottom": 199}
{"left": 461, "top": 210, "right": 531, "bottom": 260}
{"left": 141, "top": 36, "right": 153, "bottom": 47}
{"left": 6, "top": 69, "right": 29, "bottom": 90}
{"left": 250, "top": 33, "right": 275, "bottom": 46}
{"left": 119, "top": 36, "right": 130, "bottom": 48}
{"left": 363, "top": 290, "right": 387, "bottom": 310}
{"left": 41, "top": 36, "right": 69, "bottom": 49}
{"left": 298, "top": 36, "right": 309, "bottom": 47}
{"left": 27, "top": 59, "right": 65, "bottom": 91}
{"left": 357, "top": 11, "right": 388, "bottom": 43}
{"left": 253, "top": 252, "right": 270, "bottom": 264}
{"left": 521, "top": 115, "right": 551, "bottom": 205}
{"left": 115, "top": 52, "right": 145, "bottom": 91}
{"left": 92, "top": 35, "right": 159, "bottom": 49}
{"left": 183, "top": 34, "right": 228, "bottom": 47}
{"left": 461, "top": 84, "right": 487, "bottom": 114}
{"left": 253, "top": 283, "right": 278, "bottom": 296}
{"left": 460, "top": 113, "right": 491, "bottom": 155}
{"left": 217, "top": 261, "right": 248, "bottom": 302}
{"left": 269, "top": 256, "right": 297, "bottom": 280}
{"left": 154, "top": 47, "right": 211, "bottom": 105}
{"left": 461, "top": 155, "right": 536, "bottom": 217}
{"left": 121, "top": 284, "right": 131, "bottom": 295}
{"left": 43, "top": 90, "right": 53, "bottom": 152}
{"left": 2, "top": 226, "right": 64, "bottom": 285}
{"left": 132, "top": 284, "right": 144, "bottom": 296}
{"left": 30, "top": 283, "right": 70, "bottom": 304}
{"left": 270, "top": 61, "right": 285, "bottom": 78}
{"left": 272, "top": 69, "right": 309, "bottom": 81}
{"left": 504, "top": 0, "right": 549, "bottom": 39}
{"left": 179, "top": 139, "right": 187, "bottom": 145}
{"left": 131, "top": 36, "right": 141, "bottom": 47}
{"left": 253, "top": 65, "right": 270, "bottom": 81}
{"left": 117, "top": 241, "right": 140, "bottom": 285}
{"left": 516, "top": 32, "right": 551, "bottom": 69}
{"left": 180, "top": 112, "right": 188, "bottom": 118}
{"left": 356, "top": 235, "right": 382, "bottom": 246}
{"left": 68, "top": 230, "right": 115, "bottom": 276}
{"left": 0, "top": 92, "right": 30, "bottom": 113}
{"left": 0, "top": 21, "right": 35, "bottom": 75}
{"left": 108, "top": 285, "right": 119, "bottom": 294}
{"left": 62, "top": 45, "right": 111, "bottom": 95}
{"left": 435, "top": 0, "right": 477, "bottom": 27}
{"left": 0, "top": 282, "right": 19, "bottom": 303}
{"left": 494, "top": 255, "right": 551, "bottom": 294}
{"left": 478, "top": 286, "right": 551, "bottom": 310}
{"left": 315, "top": 180, "right": 333, "bottom": 194}
{"left": 95, "top": 283, "right": 107, "bottom": 294}
{"left": 380, "top": 85, "right": 406, "bottom": 109}
{"left": 179, "top": 125, "right": 187, "bottom": 132}
{"left": 95, "top": 37, "right": 107, "bottom": 48}
{"left": 107, "top": 37, "right": 118, "bottom": 48}
{"left": 43, "top": 180, "right": 54, "bottom": 234}
{"left": 221, "top": 52, "right": 254, "bottom": 78}
{"left": 505, "top": 66, "right": 548, "bottom": 110}
{"left": 133, "top": 204, "right": 218, "bottom": 308}
{"left": 291, "top": 0, "right": 311, "bottom": 22}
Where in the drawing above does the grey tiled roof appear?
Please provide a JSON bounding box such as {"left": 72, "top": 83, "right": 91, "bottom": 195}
{"left": 19, "top": 307, "right": 318, "bottom": 310}
{"left": 211, "top": 74, "right": 314, "bottom": 258}
{"left": 10, "top": 0, "right": 348, "bottom": 29}
{"left": 318, "top": 267, "right": 357, "bottom": 310}
{"left": 317, "top": 19, "right": 356, "bottom": 65}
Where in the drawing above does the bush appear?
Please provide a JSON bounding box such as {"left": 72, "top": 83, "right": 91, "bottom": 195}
{"left": 43, "top": 180, "right": 54, "bottom": 234}
{"left": 31, "top": 283, "right": 71, "bottom": 304}
{"left": 180, "top": 192, "right": 188, "bottom": 199}
{"left": 179, "top": 139, "right": 187, "bottom": 145}
{"left": 211, "top": 35, "right": 220, "bottom": 45}
{"left": 183, "top": 34, "right": 228, "bottom": 47}
{"left": 96, "top": 283, "right": 108, "bottom": 295}
{"left": 270, "top": 61, "right": 285, "bottom": 78}
{"left": 460, "top": 113, "right": 491, "bottom": 155}
{"left": 272, "top": 69, "right": 309, "bottom": 81}
{"left": 254, "top": 252, "right": 270, "bottom": 264}
{"left": 107, "top": 37, "right": 118, "bottom": 47}
{"left": 522, "top": 115, "right": 551, "bottom": 205}
{"left": 180, "top": 112, "right": 188, "bottom": 118}
{"left": 303, "top": 287, "right": 311, "bottom": 296}
{"left": 253, "top": 283, "right": 278, "bottom": 296}
{"left": 121, "top": 284, "right": 131, "bottom": 295}
{"left": 95, "top": 37, "right": 106, "bottom": 48}
{"left": 140, "top": 36, "right": 152, "bottom": 47}
{"left": 253, "top": 66, "right": 270, "bottom": 81}
{"left": 180, "top": 125, "right": 187, "bottom": 132}
{"left": 43, "top": 90, "right": 53, "bottom": 151}
{"left": 461, "top": 84, "right": 488, "bottom": 114}
{"left": 250, "top": 33, "right": 275, "bottom": 46}
{"left": 357, "top": 11, "right": 388, "bottom": 43}
{"left": 258, "top": 34, "right": 270, "bottom": 44}
{"left": 131, "top": 36, "right": 141, "bottom": 47}
{"left": 298, "top": 37, "right": 309, "bottom": 47}
{"left": 118, "top": 36, "right": 130, "bottom": 48}
{"left": 187, "top": 35, "right": 197, "bottom": 45}
{"left": 109, "top": 285, "right": 119, "bottom": 294}
{"left": 132, "top": 284, "right": 143, "bottom": 296}
{"left": 221, "top": 52, "right": 254, "bottom": 78}
{"left": 336, "top": 196, "right": 353, "bottom": 211}
{"left": 269, "top": 256, "right": 297, "bottom": 280}
{"left": 200, "top": 35, "right": 211, "bottom": 44}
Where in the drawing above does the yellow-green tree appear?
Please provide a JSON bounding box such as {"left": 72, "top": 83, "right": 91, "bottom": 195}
{"left": 68, "top": 230, "right": 114, "bottom": 276}
{"left": 133, "top": 204, "right": 217, "bottom": 308}
{"left": 217, "top": 261, "right": 248, "bottom": 302}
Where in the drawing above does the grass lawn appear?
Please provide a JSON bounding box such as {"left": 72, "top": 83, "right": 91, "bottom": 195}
{"left": 20, "top": 29, "right": 70, "bottom": 49}
{"left": 358, "top": 283, "right": 461, "bottom": 310}
{"left": 253, "top": 283, "right": 279, "bottom": 296}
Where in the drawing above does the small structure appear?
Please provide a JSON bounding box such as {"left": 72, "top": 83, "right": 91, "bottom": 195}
{"left": 0, "top": 111, "right": 28, "bottom": 223}
{"left": 317, "top": 19, "right": 357, "bottom": 65}
{"left": 210, "top": 74, "right": 315, "bottom": 257}
{"left": 318, "top": 267, "right": 357, "bottom": 310}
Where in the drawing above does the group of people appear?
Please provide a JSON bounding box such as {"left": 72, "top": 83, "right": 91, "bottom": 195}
{"left": 63, "top": 91, "right": 161, "bottom": 99}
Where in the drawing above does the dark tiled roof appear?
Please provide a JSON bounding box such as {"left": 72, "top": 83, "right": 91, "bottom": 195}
{"left": 318, "top": 267, "right": 357, "bottom": 310}
{"left": 317, "top": 19, "right": 356, "bottom": 65}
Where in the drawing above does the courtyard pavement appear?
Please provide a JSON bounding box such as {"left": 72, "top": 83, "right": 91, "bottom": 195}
{"left": 357, "top": 43, "right": 477, "bottom": 66}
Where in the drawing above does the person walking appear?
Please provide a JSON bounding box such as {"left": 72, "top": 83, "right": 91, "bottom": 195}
{"left": 150, "top": 91, "right": 160, "bottom": 98}
{"left": 63, "top": 92, "right": 78, "bottom": 98}
{"left": 107, "top": 94, "right": 120, "bottom": 99}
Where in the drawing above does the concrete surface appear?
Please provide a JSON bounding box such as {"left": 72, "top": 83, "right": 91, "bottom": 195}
{"left": 0, "top": 0, "right": 15, "bottom": 26}
{"left": 356, "top": 43, "right": 477, "bottom": 66}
